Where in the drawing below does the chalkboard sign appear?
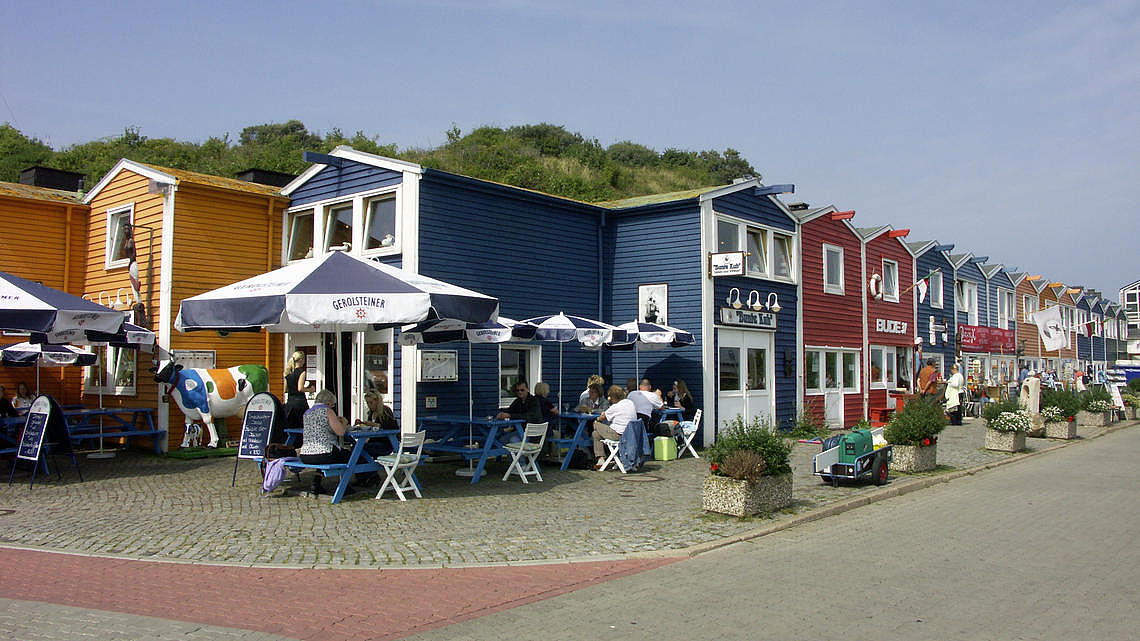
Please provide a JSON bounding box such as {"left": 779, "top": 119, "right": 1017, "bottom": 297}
{"left": 238, "top": 392, "right": 278, "bottom": 460}
{"left": 17, "top": 396, "right": 53, "bottom": 461}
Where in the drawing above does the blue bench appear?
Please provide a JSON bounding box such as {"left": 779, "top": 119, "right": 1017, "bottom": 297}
{"left": 64, "top": 408, "right": 164, "bottom": 454}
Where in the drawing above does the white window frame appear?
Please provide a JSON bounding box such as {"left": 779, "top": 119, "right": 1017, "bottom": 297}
{"left": 286, "top": 208, "right": 315, "bottom": 262}
{"left": 361, "top": 190, "right": 400, "bottom": 257}
{"left": 83, "top": 313, "right": 137, "bottom": 396}
{"left": 1024, "top": 295, "right": 1038, "bottom": 323}
{"left": 929, "top": 270, "right": 943, "bottom": 309}
{"left": 961, "top": 281, "right": 978, "bottom": 325}
{"left": 882, "top": 259, "right": 899, "bottom": 303}
{"left": 716, "top": 215, "right": 797, "bottom": 284}
{"left": 822, "top": 243, "right": 844, "bottom": 295}
{"left": 104, "top": 204, "right": 134, "bottom": 270}
{"left": 805, "top": 347, "right": 860, "bottom": 394}
{"left": 323, "top": 202, "right": 354, "bottom": 253}
{"left": 997, "top": 288, "right": 1014, "bottom": 330}
{"left": 499, "top": 345, "right": 541, "bottom": 408}
{"left": 869, "top": 345, "right": 898, "bottom": 389}
{"left": 745, "top": 228, "right": 768, "bottom": 278}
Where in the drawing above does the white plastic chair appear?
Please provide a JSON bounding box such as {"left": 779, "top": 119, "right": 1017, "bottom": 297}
{"left": 375, "top": 430, "right": 426, "bottom": 501}
{"left": 599, "top": 419, "right": 644, "bottom": 473}
{"left": 675, "top": 409, "right": 702, "bottom": 459}
{"left": 502, "top": 422, "right": 548, "bottom": 483}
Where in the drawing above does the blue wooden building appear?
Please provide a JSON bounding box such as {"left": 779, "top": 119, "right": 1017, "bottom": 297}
{"left": 949, "top": 252, "right": 989, "bottom": 387}
{"left": 907, "top": 240, "right": 956, "bottom": 378}
{"left": 979, "top": 263, "right": 1019, "bottom": 388}
{"left": 279, "top": 146, "right": 800, "bottom": 446}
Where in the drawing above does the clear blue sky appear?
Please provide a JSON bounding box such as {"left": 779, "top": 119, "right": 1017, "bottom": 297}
{"left": 2, "top": 0, "right": 1136, "bottom": 298}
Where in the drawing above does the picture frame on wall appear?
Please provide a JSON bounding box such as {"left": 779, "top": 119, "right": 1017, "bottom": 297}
{"left": 638, "top": 283, "right": 668, "bottom": 325}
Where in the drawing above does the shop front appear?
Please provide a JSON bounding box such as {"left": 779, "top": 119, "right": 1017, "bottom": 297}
{"left": 958, "top": 323, "right": 1015, "bottom": 401}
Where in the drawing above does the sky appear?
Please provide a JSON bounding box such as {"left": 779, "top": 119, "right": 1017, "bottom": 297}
{"left": 2, "top": 0, "right": 1136, "bottom": 298}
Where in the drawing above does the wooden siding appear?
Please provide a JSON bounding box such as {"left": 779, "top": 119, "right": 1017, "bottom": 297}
{"left": 801, "top": 217, "right": 862, "bottom": 347}
{"left": 915, "top": 249, "right": 955, "bottom": 378}
{"left": 865, "top": 235, "right": 914, "bottom": 347}
{"left": 954, "top": 261, "right": 985, "bottom": 327}
{"left": 289, "top": 163, "right": 402, "bottom": 207}
{"left": 417, "top": 171, "right": 605, "bottom": 417}
{"left": 0, "top": 191, "right": 90, "bottom": 404}
{"left": 1016, "top": 279, "right": 1042, "bottom": 359}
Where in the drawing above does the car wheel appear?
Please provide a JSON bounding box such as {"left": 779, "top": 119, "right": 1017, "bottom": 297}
{"left": 873, "top": 456, "right": 889, "bottom": 486}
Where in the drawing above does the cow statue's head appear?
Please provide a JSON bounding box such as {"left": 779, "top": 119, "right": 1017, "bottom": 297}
{"left": 151, "top": 360, "right": 184, "bottom": 384}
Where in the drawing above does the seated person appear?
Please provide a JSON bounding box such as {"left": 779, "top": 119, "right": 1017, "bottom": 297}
{"left": 298, "top": 389, "right": 360, "bottom": 496}
{"left": 577, "top": 382, "right": 609, "bottom": 414}
{"left": 496, "top": 380, "right": 544, "bottom": 432}
{"left": 12, "top": 382, "right": 34, "bottom": 409}
{"left": 591, "top": 385, "right": 637, "bottom": 470}
{"left": 628, "top": 378, "right": 665, "bottom": 435}
{"left": 0, "top": 385, "right": 17, "bottom": 418}
{"left": 577, "top": 374, "right": 605, "bottom": 409}
{"left": 533, "top": 381, "right": 559, "bottom": 424}
{"left": 356, "top": 390, "right": 397, "bottom": 429}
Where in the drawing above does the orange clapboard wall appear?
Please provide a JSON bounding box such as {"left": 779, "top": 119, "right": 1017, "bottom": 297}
{"left": 0, "top": 182, "right": 90, "bottom": 405}
{"left": 1014, "top": 277, "right": 1043, "bottom": 360}
{"left": 82, "top": 161, "right": 288, "bottom": 449}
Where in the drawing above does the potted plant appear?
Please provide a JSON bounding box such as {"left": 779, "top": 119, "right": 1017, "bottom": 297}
{"left": 884, "top": 394, "right": 946, "bottom": 472}
{"left": 1120, "top": 392, "right": 1138, "bottom": 420}
{"left": 1078, "top": 389, "right": 1113, "bottom": 427}
{"left": 1039, "top": 405, "right": 1076, "bottom": 439}
{"left": 984, "top": 409, "right": 1030, "bottom": 452}
{"left": 702, "top": 415, "right": 793, "bottom": 517}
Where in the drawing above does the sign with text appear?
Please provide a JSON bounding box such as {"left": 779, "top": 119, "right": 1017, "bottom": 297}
{"left": 709, "top": 251, "right": 745, "bottom": 277}
{"left": 874, "top": 318, "right": 909, "bottom": 335}
{"left": 719, "top": 307, "right": 777, "bottom": 329}
{"left": 238, "top": 393, "right": 278, "bottom": 460}
{"left": 958, "top": 323, "right": 1015, "bottom": 352}
{"left": 17, "top": 396, "right": 53, "bottom": 461}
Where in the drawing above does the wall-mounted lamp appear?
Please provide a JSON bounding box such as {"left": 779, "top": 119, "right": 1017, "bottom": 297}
{"left": 726, "top": 288, "right": 742, "bottom": 309}
{"left": 747, "top": 290, "right": 762, "bottom": 311}
{"left": 766, "top": 292, "right": 782, "bottom": 313}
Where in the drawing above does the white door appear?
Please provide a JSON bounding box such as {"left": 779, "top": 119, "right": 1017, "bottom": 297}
{"left": 824, "top": 391, "right": 844, "bottom": 430}
{"left": 717, "top": 329, "right": 774, "bottom": 429}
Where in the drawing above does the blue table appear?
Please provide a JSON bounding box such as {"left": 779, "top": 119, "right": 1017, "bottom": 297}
{"left": 418, "top": 415, "right": 524, "bottom": 483}
{"left": 659, "top": 407, "right": 685, "bottom": 423}
{"left": 64, "top": 408, "right": 164, "bottom": 454}
{"left": 282, "top": 429, "right": 400, "bottom": 504}
{"left": 551, "top": 412, "right": 599, "bottom": 470}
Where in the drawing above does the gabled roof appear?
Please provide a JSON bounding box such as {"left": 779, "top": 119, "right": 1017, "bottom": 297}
{"left": 855, "top": 225, "right": 890, "bottom": 241}
{"left": 280, "top": 145, "right": 422, "bottom": 196}
{"left": 597, "top": 186, "right": 716, "bottom": 209}
{"left": 906, "top": 239, "right": 937, "bottom": 256}
{"left": 1008, "top": 272, "right": 1027, "bottom": 286}
{"left": 0, "top": 181, "right": 85, "bottom": 205}
{"left": 84, "top": 159, "right": 284, "bottom": 203}
{"left": 948, "top": 252, "right": 973, "bottom": 269}
{"left": 979, "top": 263, "right": 1004, "bottom": 279}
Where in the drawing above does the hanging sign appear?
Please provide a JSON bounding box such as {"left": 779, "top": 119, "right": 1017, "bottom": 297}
{"left": 719, "top": 307, "right": 777, "bottom": 329}
{"left": 958, "top": 323, "right": 1015, "bottom": 352}
{"left": 709, "top": 251, "right": 745, "bottom": 277}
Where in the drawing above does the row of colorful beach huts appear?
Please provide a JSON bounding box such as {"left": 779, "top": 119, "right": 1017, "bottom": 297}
{"left": 0, "top": 150, "right": 1130, "bottom": 450}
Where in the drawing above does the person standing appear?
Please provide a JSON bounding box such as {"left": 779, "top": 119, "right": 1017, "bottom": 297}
{"left": 283, "top": 351, "right": 310, "bottom": 436}
{"left": 945, "top": 363, "right": 965, "bottom": 426}
{"left": 918, "top": 359, "right": 939, "bottom": 396}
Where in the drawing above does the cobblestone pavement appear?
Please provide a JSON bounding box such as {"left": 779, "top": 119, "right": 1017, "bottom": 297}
{"left": 0, "top": 417, "right": 1117, "bottom": 568}
{"left": 0, "top": 418, "right": 1128, "bottom": 641}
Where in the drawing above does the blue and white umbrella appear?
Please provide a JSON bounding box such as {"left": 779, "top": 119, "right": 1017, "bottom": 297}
{"left": 518, "top": 313, "right": 628, "bottom": 410}
{"left": 0, "top": 270, "right": 124, "bottom": 336}
{"left": 32, "top": 321, "right": 156, "bottom": 352}
{"left": 607, "top": 320, "right": 695, "bottom": 377}
{"left": 175, "top": 251, "right": 499, "bottom": 333}
{"left": 1, "top": 341, "right": 98, "bottom": 395}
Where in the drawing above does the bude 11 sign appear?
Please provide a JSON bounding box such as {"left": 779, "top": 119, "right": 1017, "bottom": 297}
{"left": 875, "top": 318, "right": 908, "bottom": 334}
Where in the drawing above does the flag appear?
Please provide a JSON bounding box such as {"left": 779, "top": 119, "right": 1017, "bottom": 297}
{"left": 913, "top": 268, "right": 937, "bottom": 303}
{"left": 1031, "top": 305, "right": 1066, "bottom": 351}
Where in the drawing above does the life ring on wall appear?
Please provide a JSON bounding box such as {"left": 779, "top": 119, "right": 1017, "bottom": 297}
{"left": 868, "top": 273, "right": 883, "bottom": 300}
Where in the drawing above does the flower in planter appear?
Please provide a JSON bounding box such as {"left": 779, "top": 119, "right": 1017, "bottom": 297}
{"left": 705, "top": 414, "right": 792, "bottom": 483}
{"left": 883, "top": 394, "right": 946, "bottom": 446}
{"left": 1067, "top": 416, "right": 1075, "bottom": 422}
{"left": 1086, "top": 399, "right": 1113, "bottom": 413}
{"left": 1040, "top": 406, "right": 1065, "bottom": 423}
{"left": 987, "top": 409, "right": 1031, "bottom": 433}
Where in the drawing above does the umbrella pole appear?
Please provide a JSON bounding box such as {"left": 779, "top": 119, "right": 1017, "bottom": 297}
{"left": 89, "top": 385, "right": 114, "bottom": 459}
{"left": 456, "top": 342, "right": 479, "bottom": 477}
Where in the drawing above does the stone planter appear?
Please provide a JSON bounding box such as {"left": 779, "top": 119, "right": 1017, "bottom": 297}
{"left": 985, "top": 429, "right": 1027, "bottom": 452}
{"left": 1026, "top": 413, "right": 1045, "bottom": 438}
{"left": 1044, "top": 421, "right": 1077, "bottom": 439}
{"left": 1077, "top": 410, "right": 1110, "bottom": 427}
{"left": 889, "top": 443, "right": 937, "bottom": 473}
{"left": 702, "top": 473, "right": 792, "bottom": 517}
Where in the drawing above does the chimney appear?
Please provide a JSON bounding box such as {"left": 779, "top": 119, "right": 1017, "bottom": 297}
{"left": 19, "top": 166, "right": 86, "bottom": 192}
{"left": 235, "top": 168, "right": 296, "bottom": 188}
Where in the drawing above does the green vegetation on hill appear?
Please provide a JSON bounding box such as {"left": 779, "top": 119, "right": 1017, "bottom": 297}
{"left": 1, "top": 121, "right": 758, "bottom": 202}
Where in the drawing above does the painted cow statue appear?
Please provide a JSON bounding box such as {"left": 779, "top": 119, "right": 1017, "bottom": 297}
{"left": 152, "top": 359, "right": 269, "bottom": 448}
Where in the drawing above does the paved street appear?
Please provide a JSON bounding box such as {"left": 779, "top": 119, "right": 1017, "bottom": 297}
{"left": 0, "top": 418, "right": 1133, "bottom": 640}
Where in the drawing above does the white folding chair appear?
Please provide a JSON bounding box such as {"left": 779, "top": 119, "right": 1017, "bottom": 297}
{"left": 375, "top": 430, "right": 426, "bottom": 501}
{"left": 675, "top": 409, "right": 702, "bottom": 459}
{"left": 599, "top": 419, "right": 644, "bottom": 473}
{"left": 502, "top": 422, "right": 548, "bottom": 483}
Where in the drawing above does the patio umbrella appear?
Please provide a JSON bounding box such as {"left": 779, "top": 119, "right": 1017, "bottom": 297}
{"left": 607, "top": 321, "right": 695, "bottom": 376}
{"left": 1, "top": 341, "right": 97, "bottom": 393}
{"left": 0, "top": 270, "right": 124, "bottom": 336}
{"left": 32, "top": 321, "right": 156, "bottom": 352}
{"left": 174, "top": 251, "right": 499, "bottom": 333}
{"left": 518, "top": 313, "right": 627, "bottom": 411}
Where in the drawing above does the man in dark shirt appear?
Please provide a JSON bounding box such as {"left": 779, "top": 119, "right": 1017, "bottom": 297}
{"left": 496, "top": 380, "right": 544, "bottom": 425}
{"left": 0, "top": 385, "right": 17, "bottom": 418}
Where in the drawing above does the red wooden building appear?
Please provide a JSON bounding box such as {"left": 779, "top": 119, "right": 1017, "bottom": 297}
{"left": 857, "top": 225, "right": 916, "bottom": 423}
{"left": 794, "top": 206, "right": 865, "bottom": 428}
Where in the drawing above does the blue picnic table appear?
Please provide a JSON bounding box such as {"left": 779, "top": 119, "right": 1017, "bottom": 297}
{"left": 417, "top": 415, "right": 524, "bottom": 483}
{"left": 64, "top": 407, "right": 165, "bottom": 454}
{"left": 281, "top": 428, "right": 401, "bottom": 504}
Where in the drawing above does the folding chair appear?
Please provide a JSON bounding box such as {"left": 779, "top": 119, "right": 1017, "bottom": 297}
{"left": 375, "top": 430, "right": 426, "bottom": 501}
{"left": 675, "top": 409, "right": 702, "bottom": 459}
{"left": 599, "top": 419, "right": 644, "bottom": 473}
{"left": 502, "top": 422, "right": 548, "bottom": 483}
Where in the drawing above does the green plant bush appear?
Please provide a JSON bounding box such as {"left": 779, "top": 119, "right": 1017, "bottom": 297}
{"left": 786, "top": 407, "right": 828, "bottom": 440}
{"left": 981, "top": 398, "right": 1020, "bottom": 423}
{"left": 1041, "top": 388, "right": 1081, "bottom": 419}
{"left": 883, "top": 394, "right": 947, "bottom": 446}
{"left": 1128, "top": 378, "right": 1140, "bottom": 394}
{"left": 1082, "top": 386, "right": 1112, "bottom": 411}
{"left": 706, "top": 415, "right": 793, "bottom": 479}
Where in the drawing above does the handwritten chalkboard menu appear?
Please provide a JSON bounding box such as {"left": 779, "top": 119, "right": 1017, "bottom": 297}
{"left": 17, "top": 396, "right": 53, "bottom": 461}
{"left": 238, "top": 392, "right": 277, "bottom": 460}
